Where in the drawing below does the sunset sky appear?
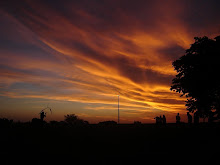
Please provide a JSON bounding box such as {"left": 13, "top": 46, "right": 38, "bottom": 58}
{"left": 1, "top": 0, "right": 220, "bottom": 123}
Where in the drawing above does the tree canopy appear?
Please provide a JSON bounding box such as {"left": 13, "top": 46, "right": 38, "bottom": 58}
{"left": 171, "top": 36, "right": 220, "bottom": 118}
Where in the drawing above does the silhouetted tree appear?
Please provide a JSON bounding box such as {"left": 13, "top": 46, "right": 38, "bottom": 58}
{"left": 64, "top": 114, "right": 89, "bottom": 126}
{"left": 171, "top": 36, "right": 220, "bottom": 121}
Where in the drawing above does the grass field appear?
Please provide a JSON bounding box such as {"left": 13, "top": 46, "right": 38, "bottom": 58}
{"left": 1, "top": 123, "right": 220, "bottom": 165}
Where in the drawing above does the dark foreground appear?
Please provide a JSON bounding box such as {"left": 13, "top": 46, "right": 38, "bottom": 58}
{"left": 1, "top": 123, "right": 220, "bottom": 165}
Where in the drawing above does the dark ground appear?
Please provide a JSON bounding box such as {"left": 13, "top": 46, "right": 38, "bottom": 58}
{"left": 1, "top": 123, "right": 220, "bottom": 165}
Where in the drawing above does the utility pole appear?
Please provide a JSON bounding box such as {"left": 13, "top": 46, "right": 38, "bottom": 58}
{"left": 118, "top": 95, "right": 120, "bottom": 124}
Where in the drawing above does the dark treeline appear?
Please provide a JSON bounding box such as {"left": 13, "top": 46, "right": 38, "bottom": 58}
{"left": 0, "top": 114, "right": 90, "bottom": 129}
{"left": 1, "top": 117, "right": 220, "bottom": 165}
{"left": 1, "top": 116, "right": 219, "bottom": 130}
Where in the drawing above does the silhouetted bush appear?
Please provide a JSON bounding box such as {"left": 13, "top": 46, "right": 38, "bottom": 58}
{"left": 0, "top": 118, "right": 13, "bottom": 128}
{"left": 49, "top": 120, "right": 59, "bottom": 126}
{"left": 134, "top": 121, "right": 142, "bottom": 125}
{"left": 98, "top": 120, "right": 117, "bottom": 127}
{"left": 31, "top": 118, "right": 46, "bottom": 128}
{"left": 64, "top": 114, "right": 89, "bottom": 127}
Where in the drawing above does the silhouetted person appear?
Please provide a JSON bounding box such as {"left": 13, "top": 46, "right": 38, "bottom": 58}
{"left": 176, "top": 113, "right": 180, "bottom": 124}
{"left": 187, "top": 112, "right": 192, "bottom": 125}
{"left": 154, "top": 116, "right": 160, "bottom": 125}
{"left": 162, "top": 115, "right": 166, "bottom": 126}
{"left": 40, "top": 111, "right": 46, "bottom": 121}
{"left": 194, "top": 111, "right": 199, "bottom": 125}
{"left": 159, "top": 115, "right": 162, "bottom": 125}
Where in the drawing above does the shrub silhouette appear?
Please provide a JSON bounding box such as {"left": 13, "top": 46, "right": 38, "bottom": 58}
{"left": 31, "top": 118, "right": 45, "bottom": 127}
{"left": 98, "top": 120, "right": 117, "bottom": 127}
{"left": 64, "top": 114, "right": 89, "bottom": 126}
{"left": 0, "top": 118, "right": 13, "bottom": 128}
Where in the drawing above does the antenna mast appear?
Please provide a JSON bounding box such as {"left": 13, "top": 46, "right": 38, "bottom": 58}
{"left": 118, "top": 95, "right": 120, "bottom": 124}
